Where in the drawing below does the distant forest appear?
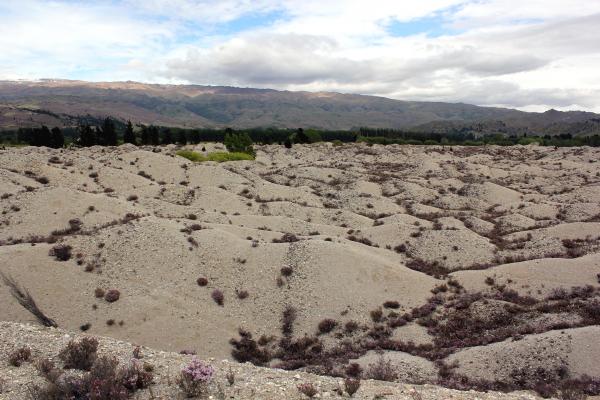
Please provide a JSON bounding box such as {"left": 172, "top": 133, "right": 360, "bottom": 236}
{"left": 1, "top": 118, "right": 600, "bottom": 148}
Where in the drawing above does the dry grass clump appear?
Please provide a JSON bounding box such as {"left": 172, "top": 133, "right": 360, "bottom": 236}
{"left": 59, "top": 337, "right": 99, "bottom": 370}
{"left": 344, "top": 378, "right": 361, "bottom": 397}
{"left": 272, "top": 233, "right": 299, "bottom": 243}
{"left": 297, "top": 382, "right": 318, "bottom": 398}
{"left": 317, "top": 318, "right": 337, "bottom": 334}
{"left": 104, "top": 289, "right": 121, "bottom": 303}
{"left": 366, "top": 356, "right": 398, "bottom": 382}
{"left": 8, "top": 346, "right": 31, "bottom": 367}
{"left": 211, "top": 289, "right": 224, "bottom": 306}
{"left": 49, "top": 244, "right": 72, "bottom": 261}
{"left": 196, "top": 277, "right": 208, "bottom": 286}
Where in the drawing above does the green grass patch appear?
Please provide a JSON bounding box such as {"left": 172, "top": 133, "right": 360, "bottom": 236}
{"left": 176, "top": 150, "right": 255, "bottom": 163}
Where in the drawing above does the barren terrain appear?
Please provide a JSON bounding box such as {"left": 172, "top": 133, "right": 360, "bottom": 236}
{"left": 1, "top": 143, "right": 599, "bottom": 398}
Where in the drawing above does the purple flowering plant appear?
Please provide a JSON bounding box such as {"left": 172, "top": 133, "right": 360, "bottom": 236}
{"left": 179, "top": 357, "right": 215, "bottom": 397}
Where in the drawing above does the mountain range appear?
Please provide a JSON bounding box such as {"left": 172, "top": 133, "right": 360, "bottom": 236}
{"left": 0, "top": 79, "right": 598, "bottom": 135}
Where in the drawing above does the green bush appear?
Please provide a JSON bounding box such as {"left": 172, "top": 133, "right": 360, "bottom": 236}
{"left": 176, "top": 150, "right": 254, "bottom": 163}
{"left": 224, "top": 132, "right": 255, "bottom": 155}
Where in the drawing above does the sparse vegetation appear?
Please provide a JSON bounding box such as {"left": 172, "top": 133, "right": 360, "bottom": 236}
{"left": 178, "top": 357, "right": 214, "bottom": 398}
{"left": 297, "top": 382, "right": 318, "bottom": 398}
{"left": 211, "top": 289, "right": 224, "bottom": 306}
{"left": 176, "top": 150, "right": 254, "bottom": 162}
{"left": 8, "top": 346, "right": 31, "bottom": 367}
{"left": 59, "top": 337, "right": 99, "bottom": 370}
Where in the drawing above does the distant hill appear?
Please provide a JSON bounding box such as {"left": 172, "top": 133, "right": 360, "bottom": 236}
{"left": 0, "top": 79, "right": 598, "bottom": 135}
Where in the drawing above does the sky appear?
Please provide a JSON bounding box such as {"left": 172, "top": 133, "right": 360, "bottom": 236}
{"left": 1, "top": 0, "right": 599, "bottom": 112}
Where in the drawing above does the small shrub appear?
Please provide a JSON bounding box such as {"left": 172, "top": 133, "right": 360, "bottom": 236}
{"left": 178, "top": 357, "right": 214, "bottom": 397}
{"left": 272, "top": 233, "right": 299, "bottom": 243}
{"left": 8, "top": 346, "right": 31, "bottom": 367}
{"left": 120, "top": 359, "right": 154, "bottom": 391}
{"left": 344, "top": 378, "right": 361, "bottom": 397}
{"left": 345, "top": 320, "right": 359, "bottom": 333}
{"left": 80, "top": 323, "right": 91, "bottom": 331}
{"left": 104, "top": 289, "right": 121, "bottom": 303}
{"left": 126, "top": 194, "right": 138, "bottom": 201}
{"left": 317, "top": 318, "right": 337, "bottom": 334}
{"left": 35, "top": 176, "right": 49, "bottom": 184}
{"left": 345, "top": 362, "right": 363, "bottom": 377}
{"left": 297, "top": 382, "right": 318, "bottom": 398}
{"left": 383, "top": 300, "right": 400, "bottom": 309}
{"left": 226, "top": 368, "right": 235, "bottom": 385}
{"left": 280, "top": 266, "right": 293, "bottom": 277}
{"left": 197, "top": 277, "right": 208, "bottom": 286}
{"left": 59, "top": 337, "right": 99, "bottom": 370}
{"left": 36, "top": 358, "right": 59, "bottom": 381}
{"left": 211, "top": 289, "right": 224, "bottom": 306}
{"left": 370, "top": 308, "right": 384, "bottom": 323}
{"left": 95, "top": 288, "right": 106, "bottom": 298}
{"left": 367, "top": 356, "right": 397, "bottom": 382}
{"left": 229, "top": 329, "right": 272, "bottom": 365}
{"left": 49, "top": 244, "right": 72, "bottom": 261}
{"left": 281, "top": 305, "right": 297, "bottom": 336}
{"left": 236, "top": 289, "right": 249, "bottom": 300}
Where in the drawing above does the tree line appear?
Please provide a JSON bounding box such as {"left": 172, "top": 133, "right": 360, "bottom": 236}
{"left": 2, "top": 118, "right": 599, "bottom": 148}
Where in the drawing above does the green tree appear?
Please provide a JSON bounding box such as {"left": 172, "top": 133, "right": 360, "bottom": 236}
{"left": 189, "top": 130, "right": 200, "bottom": 144}
{"left": 224, "top": 131, "right": 254, "bottom": 155}
{"left": 294, "top": 128, "right": 310, "bottom": 144}
{"left": 98, "top": 117, "right": 117, "bottom": 146}
{"left": 50, "top": 127, "right": 64, "bottom": 148}
{"left": 30, "top": 126, "right": 52, "bottom": 147}
{"left": 176, "top": 130, "right": 187, "bottom": 145}
{"left": 149, "top": 126, "right": 160, "bottom": 145}
{"left": 140, "top": 125, "right": 150, "bottom": 145}
{"left": 162, "top": 128, "right": 173, "bottom": 145}
{"left": 123, "top": 120, "right": 136, "bottom": 145}
{"left": 77, "top": 124, "right": 96, "bottom": 147}
{"left": 284, "top": 136, "right": 292, "bottom": 149}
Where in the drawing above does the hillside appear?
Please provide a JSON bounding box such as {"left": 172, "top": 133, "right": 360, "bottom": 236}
{"left": 0, "top": 321, "right": 545, "bottom": 399}
{"left": 0, "top": 80, "right": 598, "bottom": 134}
{"left": 1, "top": 143, "right": 599, "bottom": 399}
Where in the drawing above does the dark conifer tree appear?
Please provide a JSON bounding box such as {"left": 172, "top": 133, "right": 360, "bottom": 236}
{"left": 123, "top": 120, "right": 136, "bottom": 145}
{"left": 140, "top": 125, "right": 150, "bottom": 145}
{"left": 190, "top": 130, "right": 201, "bottom": 144}
{"left": 295, "top": 128, "right": 310, "bottom": 144}
{"left": 284, "top": 136, "right": 293, "bottom": 148}
{"left": 149, "top": 126, "right": 160, "bottom": 145}
{"left": 162, "top": 128, "right": 173, "bottom": 145}
{"left": 50, "top": 127, "right": 64, "bottom": 148}
{"left": 99, "top": 118, "right": 117, "bottom": 146}
{"left": 77, "top": 124, "right": 96, "bottom": 147}
{"left": 176, "top": 130, "right": 187, "bottom": 145}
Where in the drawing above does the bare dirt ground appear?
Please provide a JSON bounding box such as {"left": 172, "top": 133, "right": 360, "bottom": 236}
{"left": 0, "top": 143, "right": 599, "bottom": 398}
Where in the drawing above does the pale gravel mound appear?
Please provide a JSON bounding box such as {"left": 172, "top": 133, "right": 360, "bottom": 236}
{"left": 0, "top": 186, "right": 138, "bottom": 241}
{"left": 448, "top": 326, "right": 600, "bottom": 383}
{"left": 406, "top": 230, "right": 497, "bottom": 271}
{"left": 451, "top": 254, "right": 600, "bottom": 298}
{"left": 351, "top": 350, "right": 438, "bottom": 384}
{"left": 459, "top": 182, "right": 523, "bottom": 206}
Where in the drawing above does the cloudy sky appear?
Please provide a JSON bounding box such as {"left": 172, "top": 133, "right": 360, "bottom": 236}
{"left": 1, "top": 0, "right": 599, "bottom": 112}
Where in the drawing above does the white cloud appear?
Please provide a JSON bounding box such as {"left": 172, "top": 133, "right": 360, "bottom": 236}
{"left": 1, "top": 0, "right": 599, "bottom": 112}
